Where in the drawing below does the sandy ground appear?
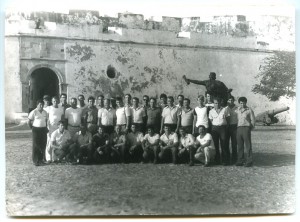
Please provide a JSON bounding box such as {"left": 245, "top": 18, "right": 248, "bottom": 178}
{"left": 5, "top": 125, "right": 295, "bottom": 216}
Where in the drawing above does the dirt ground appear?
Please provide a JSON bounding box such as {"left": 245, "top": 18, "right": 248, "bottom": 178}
{"left": 5, "top": 125, "right": 296, "bottom": 216}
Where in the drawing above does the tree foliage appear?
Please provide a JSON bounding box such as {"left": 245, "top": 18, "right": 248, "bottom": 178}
{"left": 252, "top": 51, "right": 295, "bottom": 101}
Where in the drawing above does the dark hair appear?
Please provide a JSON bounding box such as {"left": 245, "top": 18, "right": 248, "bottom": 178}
{"left": 78, "top": 94, "right": 85, "bottom": 99}
{"left": 198, "top": 125, "right": 206, "bottom": 131}
{"left": 132, "top": 97, "right": 139, "bottom": 102}
{"left": 183, "top": 98, "right": 190, "bottom": 103}
{"left": 238, "top": 97, "right": 247, "bottom": 103}
{"left": 58, "top": 120, "right": 65, "bottom": 125}
{"left": 60, "top": 93, "right": 67, "bottom": 98}
{"left": 197, "top": 95, "right": 205, "bottom": 100}
{"left": 147, "top": 125, "right": 154, "bottom": 131}
{"left": 177, "top": 94, "right": 184, "bottom": 99}
{"left": 52, "top": 96, "right": 59, "bottom": 101}
{"left": 88, "top": 96, "right": 95, "bottom": 102}
{"left": 160, "top": 93, "right": 167, "bottom": 99}
{"left": 116, "top": 96, "right": 123, "bottom": 102}
{"left": 125, "top": 94, "right": 132, "bottom": 99}
{"left": 36, "top": 99, "right": 44, "bottom": 105}
{"left": 167, "top": 96, "right": 174, "bottom": 101}
{"left": 70, "top": 97, "right": 77, "bottom": 102}
{"left": 213, "top": 97, "right": 221, "bottom": 103}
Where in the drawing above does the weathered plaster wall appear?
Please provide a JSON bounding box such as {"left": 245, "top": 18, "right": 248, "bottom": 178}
{"left": 4, "top": 10, "right": 295, "bottom": 124}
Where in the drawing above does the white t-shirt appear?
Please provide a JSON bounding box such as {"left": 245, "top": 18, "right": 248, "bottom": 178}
{"left": 143, "top": 133, "right": 160, "bottom": 145}
{"left": 196, "top": 133, "right": 215, "bottom": 149}
{"left": 98, "top": 108, "right": 116, "bottom": 126}
{"left": 65, "top": 107, "right": 82, "bottom": 126}
{"left": 194, "top": 106, "right": 209, "bottom": 128}
{"left": 160, "top": 132, "right": 178, "bottom": 145}
{"left": 132, "top": 107, "right": 146, "bottom": 123}
{"left": 48, "top": 106, "right": 64, "bottom": 127}
{"left": 50, "top": 129, "right": 71, "bottom": 146}
{"left": 116, "top": 107, "right": 131, "bottom": 125}
{"left": 28, "top": 109, "right": 47, "bottom": 127}
{"left": 162, "top": 106, "right": 180, "bottom": 124}
{"left": 209, "top": 107, "right": 230, "bottom": 126}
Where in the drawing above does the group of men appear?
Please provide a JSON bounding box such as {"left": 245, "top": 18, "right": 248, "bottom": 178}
{"left": 28, "top": 89, "right": 255, "bottom": 167}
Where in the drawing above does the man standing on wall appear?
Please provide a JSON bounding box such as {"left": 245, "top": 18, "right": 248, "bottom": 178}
{"left": 183, "top": 72, "right": 232, "bottom": 106}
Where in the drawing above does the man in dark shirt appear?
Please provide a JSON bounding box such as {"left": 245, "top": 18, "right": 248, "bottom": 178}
{"left": 92, "top": 126, "right": 110, "bottom": 163}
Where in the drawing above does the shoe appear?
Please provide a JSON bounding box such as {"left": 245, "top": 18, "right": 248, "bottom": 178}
{"left": 244, "top": 162, "right": 253, "bottom": 167}
{"left": 235, "top": 162, "right": 243, "bottom": 166}
{"left": 189, "top": 161, "right": 194, "bottom": 166}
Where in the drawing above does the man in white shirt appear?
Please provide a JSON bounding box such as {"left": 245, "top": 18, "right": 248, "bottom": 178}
{"left": 178, "top": 98, "right": 194, "bottom": 134}
{"left": 178, "top": 127, "right": 196, "bottom": 166}
{"left": 98, "top": 98, "right": 116, "bottom": 134}
{"left": 194, "top": 125, "right": 215, "bottom": 167}
{"left": 160, "top": 96, "right": 180, "bottom": 134}
{"left": 209, "top": 98, "right": 230, "bottom": 165}
{"left": 28, "top": 99, "right": 48, "bottom": 166}
{"left": 65, "top": 98, "right": 82, "bottom": 139}
{"left": 193, "top": 95, "right": 209, "bottom": 135}
{"left": 159, "top": 125, "right": 179, "bottom": 164}
{"left": 132, "top": 97, "right": 146, "bottom": 133}
{"left": 142, "top": 126, "right": 160, "bottom": 163}
{"left": 116, "top": 97, "right": 131, "bottom": 133}
{"left": 50, "top": 121, "right": 73, "bottom": 162}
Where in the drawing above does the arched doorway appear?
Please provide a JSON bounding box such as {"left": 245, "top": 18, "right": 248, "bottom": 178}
{"left": 29, "top": 68, "right": 59, "bottom": 111}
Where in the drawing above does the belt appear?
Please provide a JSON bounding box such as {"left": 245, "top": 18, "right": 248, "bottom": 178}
{"left": 68, "top": 125, "right": 80, "bottom": 127}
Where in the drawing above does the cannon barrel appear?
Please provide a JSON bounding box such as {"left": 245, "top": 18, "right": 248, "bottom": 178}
{"left": 266, "top": 106, "right": 289, "bottom": 116}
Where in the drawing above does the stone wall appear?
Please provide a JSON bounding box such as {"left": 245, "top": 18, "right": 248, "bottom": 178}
{"left": 4, "top": 10, "right": 295, "bottom": 124}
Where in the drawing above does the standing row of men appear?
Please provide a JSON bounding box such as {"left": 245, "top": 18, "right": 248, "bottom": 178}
{"left": 28, "top": 92, "right": 255, "bottom": 167}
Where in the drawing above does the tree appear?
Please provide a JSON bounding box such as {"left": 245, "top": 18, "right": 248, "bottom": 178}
{"left": 252, "top": 51, "right": 295, "bottom": 101}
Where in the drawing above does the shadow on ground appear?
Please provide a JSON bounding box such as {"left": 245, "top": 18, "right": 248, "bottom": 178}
{"left": 253, "top": 152, "right": 295, "bottom": 167}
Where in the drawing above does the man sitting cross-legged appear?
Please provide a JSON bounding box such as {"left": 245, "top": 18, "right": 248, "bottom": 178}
{"left": 159, "top": 125, "right": 179, "bottom": 164}
{"left": 142, "top": 126, "right": 160, "bottom": 164}
{"left": 194, "top": 125, "right": 216, "bottom": 167}
{"left": 126, "top": 124, "right": 144, "bottom": 163}
{"left": 50, "top": 120, "right": 73, "bottom": 163}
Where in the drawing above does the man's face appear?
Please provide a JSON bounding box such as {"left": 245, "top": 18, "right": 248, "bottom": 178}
{"left": 104, "top": 100, "right": 110, "bottom": 109}
{"left": 179, "top": 129, "right": 185, "bottom": 137}
{"left": 178, "top": 96, "right": 184, "bottom": 104}
{"left": 52, "top": 98, "right": 58, "bottom": 106}
{"left": 206, "top": 94, "right": 212, "bottom": 102}
{"left": 125, "top": 95, "right": 131, "bottom": 104}
{"left": 198, "top": 127, "right": 205, "bottom": 135}
{"left": 78, "top": 96, "right": 84, "bottom": 104}
{"left": 132, "top": 99, "right": 138, "bottom": 107}
{"left": 116, "top": 100, "right": 122, "bottom": 108}
{"left": 88, "top": 99, "right": 94, "bottom": 107}
{"left": 98, "top": 127, "right": 103, "bottom": 134}
{"left": 228, "top": 98, "right": 234, "bottom": 106}
{"left": 143, "top": 97, "right": 149, "bottom": 105}
{"left": 198, "top": 97, "right": 204, "bottom": 106}
{"left": 131, "top": 125, "right": 136, "bottom": 133}
{"left": 59, "top": 123, "right": 65, "bottom": 132}
{"left": 98, "top": 97, "right": 104, "bottom": 105}
{"left": 115, "top": 126, "right": 121, "bottom": 134}
{"left": 213, "top": 100, "right": 220, "bottom": 109}
{"left": 37, "top": 102, "right": 44, "bottom": 110}
{"left": 147, "top": 128, "right": 153, "bottom": 136}
{"left": 60, "top": 95, "right": 67, "bottom": 103}
{"left": 80, "top": 127, "right": 87, "bottom": 134}
{"left": 71, "top": 99, "right": 77, "bottom": 107}
{"left": 164, "top": 126, "right": 170, "bottom": 134}
{"left": 167, "top": 98, "right": 173, "bottom": 107}
{"left": 239, "top": 101, "right": 247, "bottom": 108}
{"left": 183, "top": 100, "right": 189, "bottom": 108}
{"left": 149, "top": 99, "right": 155, "bottom": 108}
{"left": 43, "top": 100, "right": 50, "bottom": 106}
{"left": 160, "top": 97, "right": 167, "bottom": 104}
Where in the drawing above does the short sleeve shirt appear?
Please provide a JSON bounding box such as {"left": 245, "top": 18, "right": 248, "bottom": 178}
{"left": 65, "top": 107, "right": 82, "bottom": 126}
{"left": 196, "top": 133, "right": 215, "bottom": 149}
{"left": 50, "top": 129, "right": 71, "bottom": 146}
{"left": 227, "top": 105, "right": 238, "bottom": 125}
{"left": 116, "top": 107, "right": 131, "bottom": 125}
{"left": 92, "top": 133, "right": 109, "bottom": 147}
{"left": 162, "top": 106, "right": 180, "bottom": 124}
{"left": 180, "top": 134, "right": 195, "bottom": 148}
{"left": 194, "top": 106, "right": 209, "bottom": 128}
{"left": 84, "top": 106, "right": 98, "bottom": 124}
{"left": 98, "top": 108, "right": 116, "bottom": 126}
{"left": 209, "top": 107, "right": 230, "bottom": 126}
{"left": 160, "top": 132, "right": 178, "bottom": 145}
{"left": 132, "top": 107, "right": 146, "bottom": 123}
{"left": 48, "top": 106, "right": 64, "bottom": 127}
{"left": 143, "top": 133, "right": 160, "bottom": 145}
{"left": 73, "top": 131, "right": 92, "bottom": 146}
{"left": 179, "top": 108, "right": 194, "bottom": 126}
{"left": 28, "top": 109, "right": 47, "bottom": 127}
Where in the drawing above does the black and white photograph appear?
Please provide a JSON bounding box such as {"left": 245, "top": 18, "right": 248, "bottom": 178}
{"left": 2, "top": 0, "right": 297, "bottom": 217}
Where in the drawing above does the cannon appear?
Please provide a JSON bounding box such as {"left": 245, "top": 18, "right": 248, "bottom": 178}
{"left": 256, "top": 106, "right": 290, "bottom": 126}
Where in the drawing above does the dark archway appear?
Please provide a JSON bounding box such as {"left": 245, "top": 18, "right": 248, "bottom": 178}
{"left": 29, "top": 68, "right": 59, "bottom": 111}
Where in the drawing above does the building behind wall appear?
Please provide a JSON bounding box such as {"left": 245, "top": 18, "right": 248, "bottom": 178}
{"left": 4, "top": 10, "right": 295, "bottom": 124}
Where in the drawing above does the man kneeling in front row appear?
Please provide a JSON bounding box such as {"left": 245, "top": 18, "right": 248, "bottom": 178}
{"left": 159, "top": 125, "right": 178, "bottom": 164}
